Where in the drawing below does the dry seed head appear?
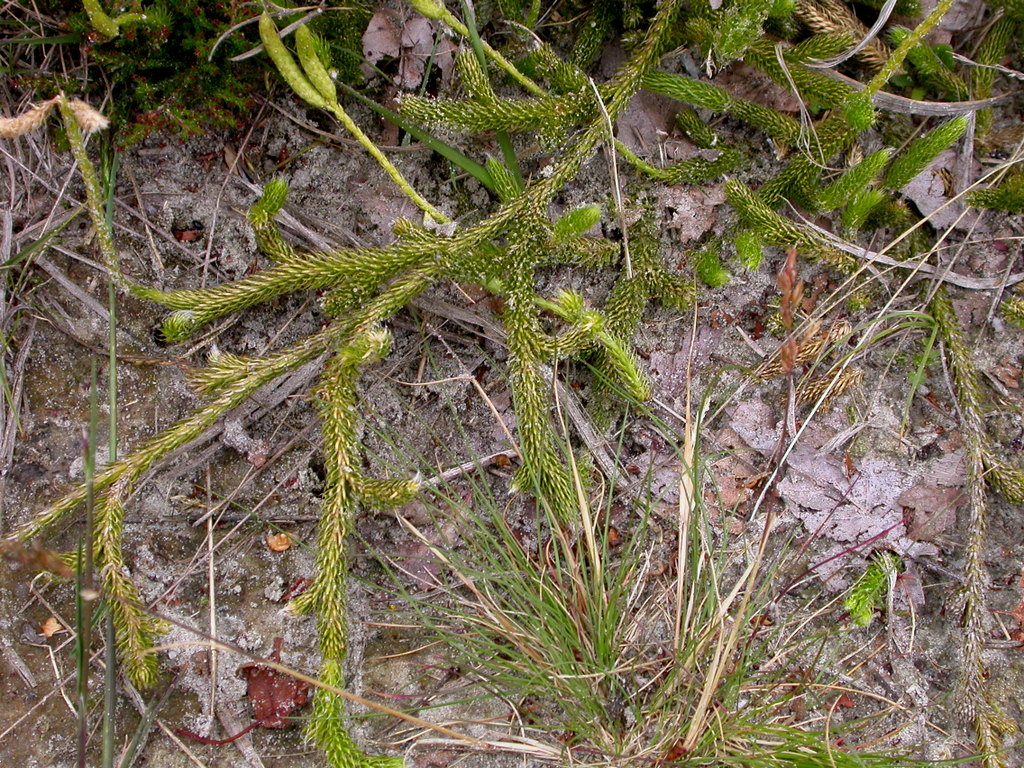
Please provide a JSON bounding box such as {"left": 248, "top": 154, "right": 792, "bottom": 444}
{"left": 752, "top": 318, "right": 854, "bottom": 382}
{"left": 67, "top": 98, "right": 110, "bottom": 134}
{"left": 794, "top": 0, "right": 889, "bottom": 72}
{"left": 799, "top": 366, "right": 864, "bottom": 406}
{"left": 0, "top": 97, "right": 59, "bottom": 139}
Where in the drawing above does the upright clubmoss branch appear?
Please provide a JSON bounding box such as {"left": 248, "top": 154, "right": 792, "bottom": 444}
{"left": 50, "top": 95, "right": 169, "bottom": 685}
{"left": 94, "top": 480, "right": 164, "bottom": 687}
{"left": 291, "top": 331, "right": 403, "bottom": 767}
{"left": 817, "top": 147, "right": 892, "bottom": 211}
{"left": 930, "top": 288, "right": 1017, "bottom": 768}
{"left": 502, "top": 254, "right": 578, "bottom": 522}
{"left": 971, "top": 16, "right": 1016, "bottom": 135}
{"left": 882, "top": 116, "right": 967, "bottom": 190}
{"left": 862, "top": 0, "right": 955, "bottom": 100}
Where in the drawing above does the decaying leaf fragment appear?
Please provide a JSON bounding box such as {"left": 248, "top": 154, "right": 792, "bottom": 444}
{"left": 237, "top": 637, "right": 310, "bottom": 729}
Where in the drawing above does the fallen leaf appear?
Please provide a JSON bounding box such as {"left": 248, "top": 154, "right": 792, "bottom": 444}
{"left": 647, "top": 326, "right": 722, "bottom": 400}
{"left": 266, "top": 532, "right": 292, "bottom": 552}
{"left": 992, "top": 356, "right": 1021, "bottom": 389}
{"left": 657, "top": 183, "right": 726, "bottom": 243}
{"left": 900, "top": 149, "right": 982, "bottom": 232}
{"left": 237, "top": 638, "right": 310, "bottom": 729}
{"left": 0, "top": 540, "right": 74, "bottom": 578}
{"left": 362, "top": 11, "right": 401, "bottom": 68}
{"left": 727, "top": 398, "right": 781, "bottom": 454}
{"left": 898, "top": 483, "right": 964, "bottom": 540}
{"left": 362, "top": 10, "right": 451, "bottom": 89}
{"left": 778, "top": 450, "right": 910, "bottom": 545}
{"left": 896, "top": 563, "right": 927, "bottom": 612}
{"left": 716, "top": 62, "right": 801, "bottom": 113}
{"left": 599, "top": 44, "right": 681, "bottom": 155}
{"left": 834, "top": 692, "right": 856, "bottom": 709}
{"left": 40, "top": 617, "right": 64, "bottom": 638}
{"left": 172, "top": 222, "right": 203, "bottom": 242}
{"left": 707, "top": 454, "right": 755, "bottom": 510}
{"left": 922, "top": 448, "right": 966, "bottom": 486}
{"left": 629, "top": 450, "right": 683, "bottom": 507}
{"left": 392, "top": 519, "right": 460, "bottom": 591}
{"left": 398, "top": 16, "right": 436, "bottom": 90}
{"left": 705, "top": 427, "right": 762, "bottom": 517}
{"left": 278, "top": 576, "right": 311, "bottom": 603}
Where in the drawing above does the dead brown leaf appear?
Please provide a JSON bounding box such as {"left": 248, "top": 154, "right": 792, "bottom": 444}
{"left": 0, "top": 540, "right": 74, "bottom": 579}
{"left": 935, "top": 0, "right": 983, "bottom": 32}
{"left": 237, "top": 639, "right": 310, "bottom": 729}
{"left": 727, "top": 398, "right": 781, "bottom": 454}
{"left": 362, "top": 10, "right": 452, "bottom": 90}
{"left": 834, "top": 692, "right": 856, "bottom": 709}
{"left": 658, "top": 183, "right": 726, "bottom": 243}
{"left": 778, "top": 450, "right": 910, "bottom": 545}
{"left": 896, "top": 563, "right": 927, "bottom": 612}
{"left": 706, "top": 427, "right": 763, "bottom": 519}
{"left": 992, "top": 356, "right": 1021, "bottom": 389}
{"left": 900, "top": 150, "right": 982, "bottom": 232}
{"left": 647, "top": 326, "right": 722, "bottom": 400}
{"left": 898, "top": 483, "right": 964, "bottom": 540}
{"left": 600, "top": 44, "right": 680, "bottom": 155}
{"left": 392, "top": 519, "right": 460, "bottom": 591}
{"left": 715, "top": 63, "right": 801, "bottom": 113}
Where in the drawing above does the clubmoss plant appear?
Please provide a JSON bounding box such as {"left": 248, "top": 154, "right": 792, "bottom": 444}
{"left": 968, "top": 168, "right": 1024, "bottom": 214}
{"left": 1004, "top": 291, "right": 1024, "bottom": 328}
{"left": 888, "top": 26, "right": 966, "bottom": 101}
{"left": 816, "top": 148, "right": 893, "bottom": 212}
{"left": 735, "top": 228, "right": 765, "bottom": 270}
{"left": 794, "top": 0, "right": 889, "bottom": 72}
{"left": 971, "top": 14, "right": 1017, "bottom": 135}
{"left": 882, "top": 116, "right": 968, "bottom": 191}
{"left": 929, "top": 288, "right": 1022, "bottom": 767}
{"left": 693, "top": 246, "right": 731, "bottom": 287}
{"left": 7, "top": 2, "right": 705, "bottom": 765}
{"left": 8, "top": 0, "right": 1024, "bottom": 764}
{"left": 686, "top": 0, "right": 795, "bottom": 70}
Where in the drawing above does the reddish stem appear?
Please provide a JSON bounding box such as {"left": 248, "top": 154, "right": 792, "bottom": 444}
{"left": 174, "top": 720, "right": 260, "bottom": 746}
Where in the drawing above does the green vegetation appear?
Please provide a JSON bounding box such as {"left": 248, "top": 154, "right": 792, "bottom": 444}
{"left": 844, "top": 551, "right": 901, "bottom": 627}
{"left": 3, "top": 0, "right": 1023, "bottom": 766}
{"left": 8, "top": 2, "right": 373, "bottom": 145}
{"left": 69, "top": 1, "right": 257, "bottom": 144}
{"left": 383, "top": 415, "right": 916, "bottom": 766}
